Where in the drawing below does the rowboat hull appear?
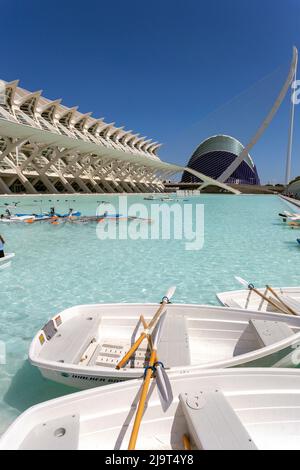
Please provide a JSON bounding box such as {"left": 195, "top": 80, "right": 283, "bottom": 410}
{"left": 35, "top": 340, "right": 300, "bottom": 389}
{"left": 29, "top": 303, "right": 300, "bottom": 390}
{"left": 2, "top": 368, "right": 300, "bottom": 450}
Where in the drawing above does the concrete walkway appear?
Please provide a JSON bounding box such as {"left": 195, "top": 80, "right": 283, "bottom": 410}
{"left": 280, "top": 195, "right": 300, "bottom": 209}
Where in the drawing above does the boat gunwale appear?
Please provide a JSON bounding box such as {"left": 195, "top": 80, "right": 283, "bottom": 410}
{"left": 29, "top": 303, "right": 300, "bottom": 376}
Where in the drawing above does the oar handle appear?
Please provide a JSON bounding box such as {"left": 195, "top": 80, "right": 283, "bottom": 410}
{"left": 117, "top": 292, "right": 171, "bottom": 370}
{"left": 249, "top": 285, "right": 291, "bottom": 315}
{"left": 116, "top": 333, "right": 147, "bottom": 370}
{"left": 183, "top": 434, "right": 192, "bottom": 451}
{"left": 266, "top": 285, "right": 297, "bottom": 316}
{"left": 140, "top": 315, "right": 148, "bottom": 329}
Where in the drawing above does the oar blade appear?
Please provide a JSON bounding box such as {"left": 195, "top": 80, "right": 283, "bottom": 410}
{"left": 235, "top": 276, "right": 250, "bottom": 288}
{"left": 164, "top": 286, "right": 176, "bottom": 303}
{"left": 156, "top": 366, "right": 173, "bottom": 411}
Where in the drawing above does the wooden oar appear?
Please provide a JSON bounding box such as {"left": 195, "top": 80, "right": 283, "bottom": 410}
{"left": 235, "top": 277, "right": 292, "bottom": 315}
{"left": 139, "top": 315, "right": 153, "bottom": 350}
{"left": 128, "top": 312, "right": 167, "bottom": 450}
{"left": 183, "top": 434, "right": 192, "bottom": 450}
{"left": 132, "top": 316, "right": 172, "bottom": 409}
{"left": 116, "top": 286, "right": 176, "bottom": 370}
{"left": 266, "top": 285, "right": 297, "bottom": 316}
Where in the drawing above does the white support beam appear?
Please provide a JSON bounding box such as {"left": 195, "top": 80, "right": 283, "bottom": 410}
{"left": 0, "top": 176, "right": 12, "bottom": 193}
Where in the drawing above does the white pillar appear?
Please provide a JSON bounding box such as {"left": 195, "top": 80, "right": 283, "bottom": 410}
{"left": 285, "top": 63, "right": 298, "bottom": 185}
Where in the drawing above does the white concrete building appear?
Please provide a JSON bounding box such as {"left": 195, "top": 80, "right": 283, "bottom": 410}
{"left": 0, "top": 80, "right": 238, "bottom": 194}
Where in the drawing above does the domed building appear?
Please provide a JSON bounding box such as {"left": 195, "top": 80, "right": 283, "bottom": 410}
{"left": 181, "top": 135, "right": 260, "bottom": 186}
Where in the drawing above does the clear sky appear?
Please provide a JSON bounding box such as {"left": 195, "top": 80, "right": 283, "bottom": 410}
{"left": 2, "top": 0, "right": 300, "bottom": 183}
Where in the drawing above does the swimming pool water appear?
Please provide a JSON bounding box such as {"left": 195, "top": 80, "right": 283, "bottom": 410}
{"left": 0, "top": 194, "right": 299, "bottom": 433}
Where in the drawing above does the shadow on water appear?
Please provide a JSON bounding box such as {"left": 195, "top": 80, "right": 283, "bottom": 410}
{"left": 4, "top": 360, "right": 77, "bottom": 413}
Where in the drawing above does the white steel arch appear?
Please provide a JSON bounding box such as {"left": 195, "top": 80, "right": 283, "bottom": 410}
{"left": 218, "top": 47, "right": 298, "bottom": 184}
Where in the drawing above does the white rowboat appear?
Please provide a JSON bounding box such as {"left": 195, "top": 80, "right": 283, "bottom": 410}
{"left": 217, "top": 286, "right": 300, "bottom": 314}
{"left": 29, "top": 303, "right": 300, "bottom": 389}
{"left": 2, "top": 368, "right": 300, "bottom": 450}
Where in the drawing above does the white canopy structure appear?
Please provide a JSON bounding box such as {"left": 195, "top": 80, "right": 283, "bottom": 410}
{"left": 0, "top": 80, "right": 239, "bottom": 194}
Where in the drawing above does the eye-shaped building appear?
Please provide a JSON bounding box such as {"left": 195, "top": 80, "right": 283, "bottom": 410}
{"left": 181, "top": 135, "right": 260, "bottom": 186}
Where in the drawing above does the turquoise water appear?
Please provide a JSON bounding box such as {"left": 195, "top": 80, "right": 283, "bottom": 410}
{"left": 0, "top": 193, "right": 299, "bottom": 433}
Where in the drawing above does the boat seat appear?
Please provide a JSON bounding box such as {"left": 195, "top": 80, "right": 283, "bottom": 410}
{"left": 179, "top": 390, "right": 257, "bottom": 450}
{"left": 40, "top": 314, "right": 100, "bottom": 364}
{"left": 249, "top": 319, "right": 294, "bottom": 348}
{"left": 156, "top": 314, "right": 191, "bottom": 367}
{"left": 20, "top": 414, "right": 80, "bottom": 450}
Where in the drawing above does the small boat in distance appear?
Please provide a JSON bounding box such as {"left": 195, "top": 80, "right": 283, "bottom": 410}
{"left": 279, "top": 210, "right": 300, "bottom": 222}
{"left": 144, "top": 195, "right": 188, "bottom": 202}
{"left": 29, "top": 300, "right": 300, "bottom": 390}
{"left": 2, "top": 368, "right": 300, "bottom": 450}
{"left": 0, "top": 207, "right": 82, "bottom": 224}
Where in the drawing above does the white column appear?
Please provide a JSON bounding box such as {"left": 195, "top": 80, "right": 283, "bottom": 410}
{"left": 285, "top": 63, "right": 298, "bottom": 185}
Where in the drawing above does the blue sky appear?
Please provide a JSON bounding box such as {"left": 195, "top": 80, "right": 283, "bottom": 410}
{"left": 2, "top": 0, "right": 300, "bottom": 183}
